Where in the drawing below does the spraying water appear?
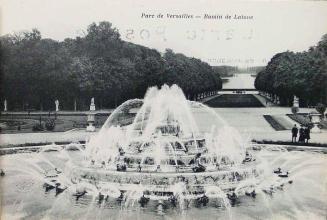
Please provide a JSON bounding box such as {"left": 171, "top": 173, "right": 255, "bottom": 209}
{"left": 1, "top": 85, "right": 326, "bottom": 220}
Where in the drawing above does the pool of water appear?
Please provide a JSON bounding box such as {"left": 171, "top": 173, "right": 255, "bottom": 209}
{"left": 1, "top": 104, "right": 326, "bottom": 220}
{"left": 222, "top": 74, "right": 255, "bottom": 89}
{"left": 1, "top": 147, "right": 326, "bottom": 220}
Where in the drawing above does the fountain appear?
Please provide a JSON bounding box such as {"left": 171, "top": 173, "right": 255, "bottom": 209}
{"left": 2, "top": 85, "right": 327, "bottom": 219}
{"left": 66, "top": 85, "right": 289, "bottom": 210}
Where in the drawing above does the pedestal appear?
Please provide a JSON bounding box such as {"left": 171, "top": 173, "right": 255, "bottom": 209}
{"left": 90, "top": 104, "right": 95, "bottom": 111}
{"left": 310, "top": 112, "right": 321, "bottom": 133}
{"left": 86, "top": 123, "right": 96, "bottom": 132}
{"left": 311, "top": 124, "right": 321, "bottom": 133}
{"left": 86, "top": 113, "right": 96, "bottom": 132}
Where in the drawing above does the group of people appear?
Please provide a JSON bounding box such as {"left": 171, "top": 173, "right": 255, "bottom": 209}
{"left": 291, "top": 124, "right": 311, "bottom": 143}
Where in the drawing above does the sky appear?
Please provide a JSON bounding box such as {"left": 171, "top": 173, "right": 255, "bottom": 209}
{"left": 1, "top": 0, "right": 327, "bottom": 66}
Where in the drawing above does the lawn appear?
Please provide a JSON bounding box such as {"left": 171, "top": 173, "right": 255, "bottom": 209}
{"left": 0, "top": 113, "right": 109, "bottom": 133}
{"left": 263, "top": 115, "right": 287, "bottom": 131}
{"left": 204, "top": 94, "right": 264, "bottom": 107}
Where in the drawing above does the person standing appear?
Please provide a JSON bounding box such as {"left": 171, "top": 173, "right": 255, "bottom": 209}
{"left": 291, "top": 124, "right": 298, "bottom": 142}
{"left": 304, "top": 126, "right": 311, "bottom": 143}
{"left": 298, "top": 125, "right": 305, "bottom": 143}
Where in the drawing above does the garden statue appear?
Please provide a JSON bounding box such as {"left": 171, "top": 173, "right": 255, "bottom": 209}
{"left": 86, "top": 97, "right": 96, "bottom": 132}
{"left": 4, "top": 99, "right": 7, "bottom": 111}
{"left": 90, "top": 97, "right": 95, "bottom": 111}
{"left": 55, "top": 100, "right": 59, "bottom": 112}
{"left": 74, "top": 100, "right": 77, "bottom": 111}
{"left": 293, "top": 96, "right": 299, "bottom": 108}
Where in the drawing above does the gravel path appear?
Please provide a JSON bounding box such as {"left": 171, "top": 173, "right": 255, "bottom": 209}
{"left": 1, "top": 107, "right": 326, "bottom": 147}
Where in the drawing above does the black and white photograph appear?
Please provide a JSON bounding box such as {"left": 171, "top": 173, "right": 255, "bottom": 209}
{"left": 0, "top": 0, "right": 327, "bottom": 219}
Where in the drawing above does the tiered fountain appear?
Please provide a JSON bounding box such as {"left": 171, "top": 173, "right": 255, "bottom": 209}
{"left": 64, "top": 85, "right": 291, "bottom": 210}
{"left": 4, "top": 86, "right": 327, "bottom": 219}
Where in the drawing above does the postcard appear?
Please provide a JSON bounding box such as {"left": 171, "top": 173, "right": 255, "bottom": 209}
{"left": 1, "top": 0, "right": 327, "bottom": 219}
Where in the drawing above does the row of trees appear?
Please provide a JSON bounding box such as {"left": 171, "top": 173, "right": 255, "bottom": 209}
{"left": 0, "top": 21, "right": 222, "bottom": 111}
{"left": 255, "top": 34, "right": 327, "bottom": 106}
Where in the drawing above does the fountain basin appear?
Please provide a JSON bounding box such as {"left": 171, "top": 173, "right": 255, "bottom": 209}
{"left": 70, "top": 161, "right": 263, "bottom": 200}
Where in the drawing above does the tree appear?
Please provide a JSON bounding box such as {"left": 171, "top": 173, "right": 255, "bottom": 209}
{"left": 255, "top": 34, "right": 327, "bottom": 107}
{"left": 0, "top": 22, "right": 223, "bottom": 110}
